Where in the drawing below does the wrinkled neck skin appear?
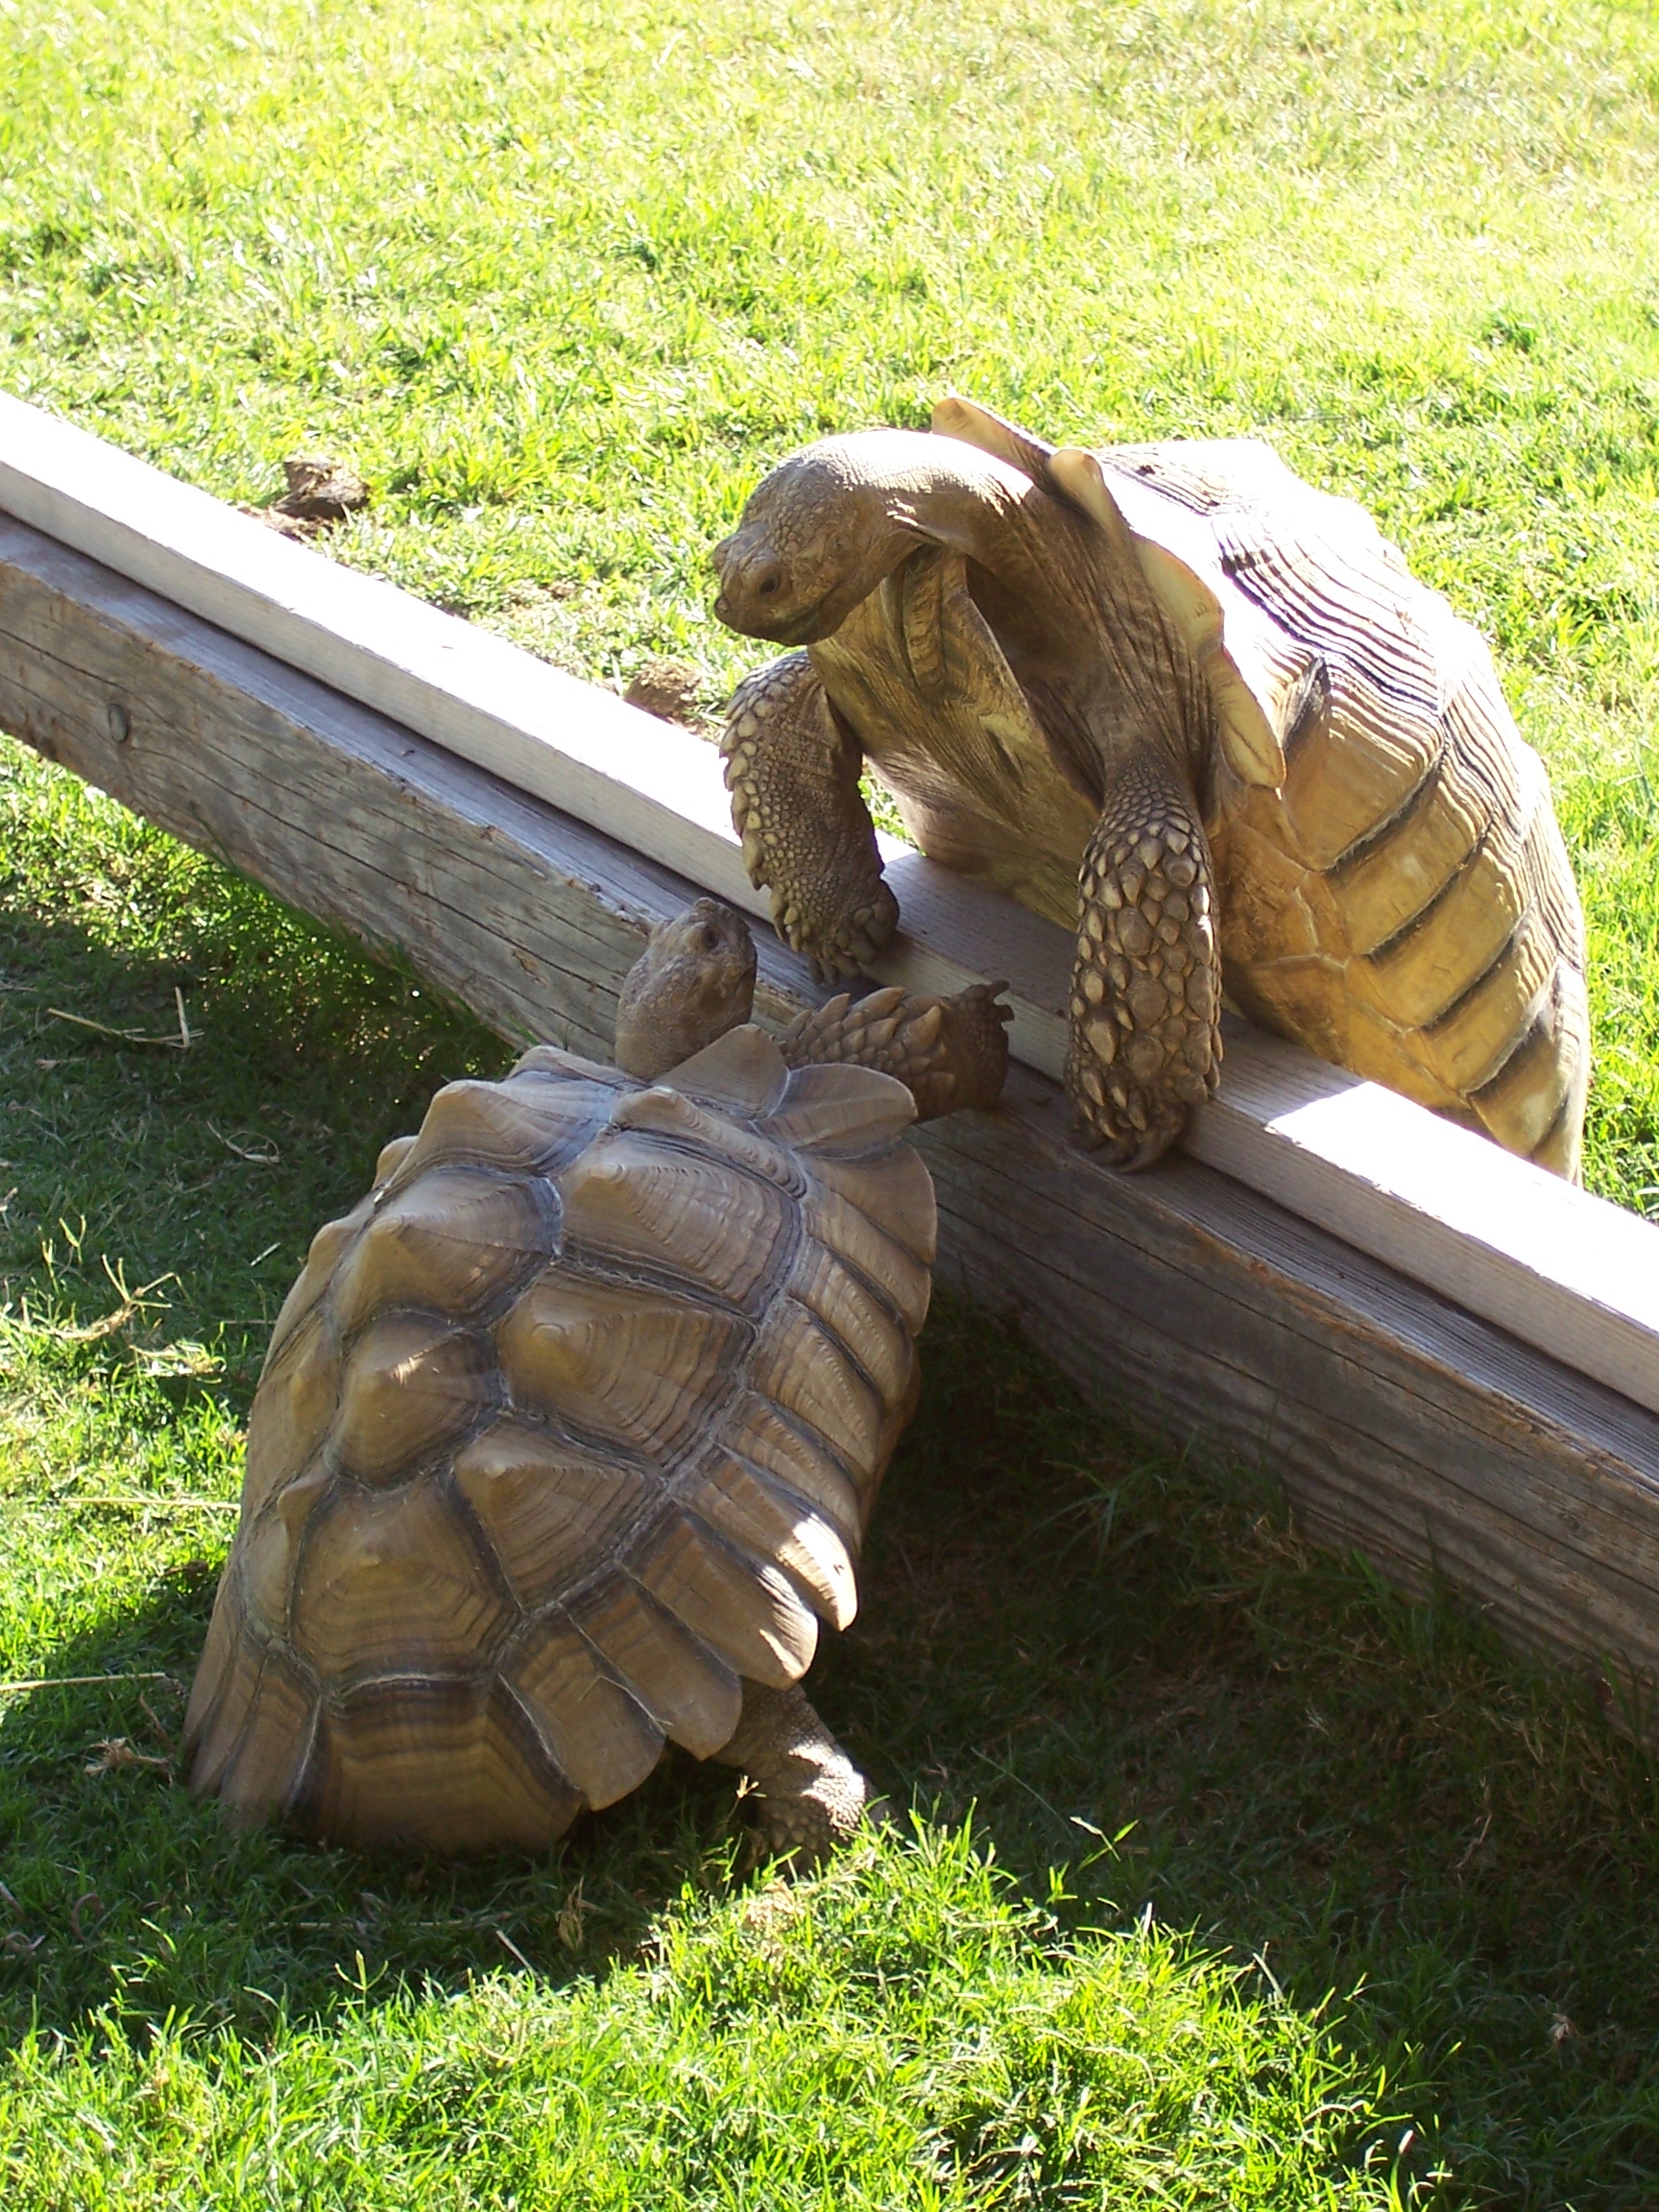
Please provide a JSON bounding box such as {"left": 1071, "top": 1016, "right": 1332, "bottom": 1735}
{"left": 715, "top": 430, "right": 1206, "bottom": 801}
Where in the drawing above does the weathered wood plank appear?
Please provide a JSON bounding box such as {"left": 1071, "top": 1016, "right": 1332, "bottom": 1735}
{"left": 1185, "top": 1029, "right": 1659, "bottom": 1419}
{"left": 2, "top": 513, "right": 1658, "bottom": 1699}
{"left": 3, "top": 394, "right": 1657, "bottom": 1416}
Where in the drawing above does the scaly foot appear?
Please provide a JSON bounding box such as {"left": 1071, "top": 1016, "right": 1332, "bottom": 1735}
{"left": 721, "top": 653, "right": 899, "bottom": 981}
{"left": 714, "top": 1681, "right": 877, "bottom": 1868}
{"left": 1067, "top": 761, "right": 1221, "bottom": 1168}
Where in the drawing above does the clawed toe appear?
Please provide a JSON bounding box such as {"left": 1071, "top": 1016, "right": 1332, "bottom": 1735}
{"left": 1068, "top": 1086, "right": 1190, "bottom": 1170}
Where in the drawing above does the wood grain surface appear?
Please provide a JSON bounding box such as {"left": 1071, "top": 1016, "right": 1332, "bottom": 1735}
{"left": 3, "top": 512, "right": 1658, "bottom": 1702}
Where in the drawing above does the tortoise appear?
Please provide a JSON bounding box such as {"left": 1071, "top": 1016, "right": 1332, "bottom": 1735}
{"left": 182, "top": 901, "right": 1010, "bottom": 1859}
{"left": 710, "top": 395, "right": 1590, "bottom": 1178}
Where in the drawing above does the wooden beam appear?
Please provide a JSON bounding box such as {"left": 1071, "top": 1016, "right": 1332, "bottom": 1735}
{"left": 2, "top": 394, "right": 1655, "bottom": 1418}
{"left": 1186, "top": 1028, "right": 1659, "bottom": 1418}
{"left": 3, "top": 512, "right": 1658, "bottom": 1698}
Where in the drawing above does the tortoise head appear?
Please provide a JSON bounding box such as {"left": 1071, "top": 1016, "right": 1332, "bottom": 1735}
{"left": 613, "top": 899, "right": 758, "bottom": 1080}
{"left": 712, "top": 430, "right": 1008, "bottom": 645}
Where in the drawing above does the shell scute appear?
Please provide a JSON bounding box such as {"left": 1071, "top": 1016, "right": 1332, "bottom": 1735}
{"left": 1279, "top": 696, "right": 1441, "bottom": 872}
{"left": 631, "top": 1509, "right": 818, "bottom": 1688}
{"left": 509, "top": 1043, "right": 629, "bottom": 1089}
{"left": 1334, "top": 749, "right": 1496, "bottom": 957}
{"left": 748, "top": 1302, "right": 885, "bottom": 1479}
{"left": 567, "top": 1579, "right": 741, "bottom": 1758}
{"left": 398, "top": 1073, "right": 613, "bottom": 1185}
{"left": 648, "top": 1022, "right": 789, "bottom": 1117}
{"left": 808, "top": 1145, "right": 936, "bottom": 1268}
{"left": 330, "top": 1166, "right": 557, "bottom": 1337}
{"left": 452, "top": 1419, "right": 657, "bottom": 1608}
{"left": 505, "top": 1615, "right": 663, "bottom": 1809}
{"left": 265, "top": 1200, "right": 369, "bottom": 1369}
{"left": 240, "top": 1465, "right": 329, "bottom": 1638}
{"left": 1420, "top": 908, "right": 1562, "bottom": 1097}
{"left": 302, "top": 1677, "right": 578, "bottom": 1854}
{"left": 242, "top": 1307, "right": 340, "bottom": 1521}
{"left": 685, "top": 1451, "right": 857, "bottom": 1630}
{"left": 1472, "top": 972, "right": 1588, "bottom": 1172}
{"left": 609, "top": 1079, "right": 805, "bottom": 1194}
{"left": 331, "top": 1312, "right": 495, "bottom": 1485}
{"left": 498, "top": 1274, "right": 745, "bottom": 1456}
{"left": 289, "top": 1477, "right": 513, "bottom": 1685}
{"left": 1359, "top": 838, "right": 1528, "bottom": 1030}
{"left": 761, "top": 1062, "right": 917, "bottom": 1159}
{"left": 213, "top": 1647, "right": 316, "bottom": 1831}
{"left": 723, "top": 1393, "right": 864, "bottom": 1546}
{"left": 786, "top": 1238, "right": 914, "bottom": 1414}
{"left": 373, "top": 1134, "right": 417, "bottom": 1188}
{"left": 802, "top": 1180, "right": 931, "bottom": 1333}
{"left": 558, "top": 1122, "right": 794, "bottom": 1310}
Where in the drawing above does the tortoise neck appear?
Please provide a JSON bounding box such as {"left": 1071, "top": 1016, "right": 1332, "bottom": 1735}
{"left": 900, "top": 465, "right": 1209, "bottom": 797}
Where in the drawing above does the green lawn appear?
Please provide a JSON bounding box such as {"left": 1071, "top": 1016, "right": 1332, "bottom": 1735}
{"left": 4, "top": 0, "right": 1659, "bottom": 2203}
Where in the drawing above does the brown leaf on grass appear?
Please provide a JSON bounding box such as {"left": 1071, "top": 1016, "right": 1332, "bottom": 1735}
{"left": 207, "top": 1121, "right": 280, "bottom": 1165}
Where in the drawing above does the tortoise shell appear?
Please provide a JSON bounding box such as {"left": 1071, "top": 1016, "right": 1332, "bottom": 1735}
{"left": 182, "top": 1023, "right": 933, "bottom": 1854}
{"left": 1093, "top": 438, "right": 1589, "bottom": 1176}
{"left": 922, "top": 401, "right": 1589, "bottom": 1176}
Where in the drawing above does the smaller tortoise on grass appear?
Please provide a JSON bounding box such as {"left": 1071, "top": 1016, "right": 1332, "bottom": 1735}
{"left": 711, "top": 397, "right": 1589, "bottom": 1177}
{"left": 183, "top": 902, "right": 1008, "bottom": 1861}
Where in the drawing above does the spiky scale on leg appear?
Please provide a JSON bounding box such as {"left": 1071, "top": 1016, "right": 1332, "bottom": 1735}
{"left": 1067, "top": 758, "right": 1220, "bottom": 1168}
{"left": 719, "top": 652, "right": 899, "bottom": 981}
{"left": 712, "top": 1680, "right": 876, "bottom": 1866}
{"left": 780, "top": 981, "right": 1011, "bottom": 1120}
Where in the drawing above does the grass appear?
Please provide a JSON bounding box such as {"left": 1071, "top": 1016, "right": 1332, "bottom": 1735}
{"left": 0, "top": 0, "right": 1656, "bottom": 1207}
{"left": 3, "top": 0, "right": 1659, "bottom": 2202}
{"left": 9, "top": 757, "right": 1659, "bottom": 2203}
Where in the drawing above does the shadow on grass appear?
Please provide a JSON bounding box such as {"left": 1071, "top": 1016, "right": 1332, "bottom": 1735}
{"left": 0, "top": 858, "right": 512, "bottom": 1382}
{"left": 5, "top": 834, "right": 1659, "bottom": 2199}
{"left": 0, "top": 1561, "right": 752, "bottom": 2046}
{"left": 9, "top": 1296, "right": 1659, "bottom": 2200}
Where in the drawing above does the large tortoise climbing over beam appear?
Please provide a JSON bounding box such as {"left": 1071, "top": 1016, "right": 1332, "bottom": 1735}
{"left": 711, "top": 397, "right": 1589, "bottom": 1178}
{"left": 183, "top": 902, "right": 1009, "bottom": 1860}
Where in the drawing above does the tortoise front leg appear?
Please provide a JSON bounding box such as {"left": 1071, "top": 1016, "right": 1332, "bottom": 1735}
{"left": 721, "top": 650, "right": 898, "bottom": 981}
{"left": 779, "top": 980, "right": 1010, "bottom": 1120}
{"left": 1068, "top": 756, "right": 1221, "bottom": 1168}
{"left": 713, "top": 1680, "right": 878, "bottom": 1866}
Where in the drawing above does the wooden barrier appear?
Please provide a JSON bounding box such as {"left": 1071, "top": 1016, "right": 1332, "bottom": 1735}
{"left": 2, "top": 394, "right": 1654, "bottom": 1415}
{"left": 3, "top": 494, "right": 1658, "bottom": 1697}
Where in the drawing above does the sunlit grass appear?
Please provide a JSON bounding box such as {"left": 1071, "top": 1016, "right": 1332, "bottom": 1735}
{"left": 0, "top": 0, "right": 1655, "bottom": 1205}
{"left": 6, "top": 3, "right": 1659, "bottom": 2202}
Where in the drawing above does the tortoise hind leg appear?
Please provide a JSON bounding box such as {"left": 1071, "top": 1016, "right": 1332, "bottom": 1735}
{"left": 713, "top": 1680, "right": 877, "bottom": 1865}
{"left": 721, "top": 651, "right": 899, "bottom": 982}
{"left": 1069, "top": 757, "right": 1221, "bottom": 1168}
